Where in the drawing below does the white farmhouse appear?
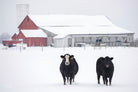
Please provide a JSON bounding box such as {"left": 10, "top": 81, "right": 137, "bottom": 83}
{"left": 26, "top": 15, "right": 134, "bottom": 47}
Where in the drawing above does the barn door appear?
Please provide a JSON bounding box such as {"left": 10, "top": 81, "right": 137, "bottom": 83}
{"left": 68, "top": 38, "right": 72, "bottom": 47}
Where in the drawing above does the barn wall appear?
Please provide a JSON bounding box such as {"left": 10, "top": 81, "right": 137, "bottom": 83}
{"left": 54, "top": 33, "right": 134, "bottom": 47}
{"left": 47, "top": 37, "right": 54, "bottom": 46}
{"left": 54, "top": 38, "right": 64, "bottom": 47}
{"left": 17, "top": 31, "right": 26, "bottom": 40}
{"left": 54, "top": 36, "right": 71, "bottom": 47}
{"left": 24, "top": 38, "right": 47, "bottom": 46}
{"left": 18, "top": 15, "right": 38, "bottom": 30}
{"left": 12, "top": 33, "right": 17, "bottom": 40}
{"left": 64, "top": 36, "right": 71, "bottom": 47}
{"left": 17, "top": 31, "right": 47, "bottom": 47}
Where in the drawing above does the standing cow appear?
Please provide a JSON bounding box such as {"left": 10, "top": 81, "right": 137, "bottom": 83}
{"left": 60, "top": 54, "right": 79, "bottom": 85}
{"left": 96, "top": 56, "right": 114, "bottom": 86}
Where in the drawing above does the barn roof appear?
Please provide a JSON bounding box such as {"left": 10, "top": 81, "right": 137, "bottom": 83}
{"left": 28, "top": 14, "right": 134, "bottom": 38}
{"left": 28, "top": 14, "right": 113, "bottom": 27}
{"left": 42, "top": 26, "right": 134, "bottom": 38}
{"left": 20, "top": 29, "right": 47, "bottom": 38}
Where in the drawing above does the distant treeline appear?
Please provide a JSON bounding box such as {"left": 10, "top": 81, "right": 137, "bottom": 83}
{"left": 0, "top": 33, "right": 10, "bottom": 43}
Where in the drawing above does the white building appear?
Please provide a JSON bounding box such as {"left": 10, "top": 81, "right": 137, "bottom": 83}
{"left": 25, "top": 15, "right": 134, "bottom": 47}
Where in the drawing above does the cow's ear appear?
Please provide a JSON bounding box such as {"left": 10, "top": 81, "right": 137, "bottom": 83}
{"left": 110, "top": 57, "right": 113, "bottom": 60}
{"left": 60, "top": 55, "right": 64, "bottom": 60}
{"left": 70, "top": 55, "right": 74, "bottom": 60}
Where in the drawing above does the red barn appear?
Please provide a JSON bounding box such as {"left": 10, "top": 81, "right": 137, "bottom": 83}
{"left": 17, "top": 29, "right": 47, "bottom": 46}
{"left": 11, "top": 15, "right": 48, "bottom": 47}
{"left": 12, "top": 33, "right": 18, "bottom": 40}
{"left": 18, "top": 15, "right": 38, "bottom": 30}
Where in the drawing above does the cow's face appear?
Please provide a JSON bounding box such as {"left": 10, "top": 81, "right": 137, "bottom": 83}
{"left": 60, "top": 54, "right": 74, "bottom": 66}
{"left": 60, "top": 54, "right": 71, "bottom": 66}
{"left": 104, "top": 56, "right": 113, "bottom": 68}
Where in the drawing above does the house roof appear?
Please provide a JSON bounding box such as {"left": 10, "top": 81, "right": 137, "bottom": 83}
{"left": 20, "top": 29, "right": 47, "bottom": 38}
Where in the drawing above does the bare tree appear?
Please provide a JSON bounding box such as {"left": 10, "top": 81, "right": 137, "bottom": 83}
{"left": 0, "top": 33, "right": 10, "bottom": 43}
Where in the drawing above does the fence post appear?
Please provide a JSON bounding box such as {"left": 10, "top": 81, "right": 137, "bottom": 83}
{"left": 42, "top": 46, "right": 43, "bottom": 52}
{"left": 20, "top": 45, "right": 21, "bottom": 52}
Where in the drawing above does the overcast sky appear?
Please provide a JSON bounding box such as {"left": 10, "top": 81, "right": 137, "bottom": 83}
{"left": 0, "top": 0, "right": 138, "bottom": 38}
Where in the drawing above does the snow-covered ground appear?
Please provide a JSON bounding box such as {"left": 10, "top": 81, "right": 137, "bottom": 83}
{"left": 0, "top": 45, "right": 138, "bottom": 92}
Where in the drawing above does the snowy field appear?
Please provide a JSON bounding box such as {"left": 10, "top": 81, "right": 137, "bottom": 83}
{"left": 0, "top": 45, "right": 138, "bottom": 92}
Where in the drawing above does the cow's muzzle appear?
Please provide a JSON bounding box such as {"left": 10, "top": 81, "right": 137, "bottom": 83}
{"left": 65, "top": 62, "right": 70, "bottom": 66}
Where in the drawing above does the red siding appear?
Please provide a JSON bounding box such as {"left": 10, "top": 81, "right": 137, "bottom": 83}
{"left": 12, "top": 33, "right": 17, "bottom": 40}
{"left": 17, "top": 31, "right": 26, "bottom": 40}
{"left": 24, "top": 38, "right": 47, "bottom": 46}
{"left": 17, "top": 31, "right": 46, "bottom": 46}
{"left": 18, "top": 15, "right": 38, "bottom": 30}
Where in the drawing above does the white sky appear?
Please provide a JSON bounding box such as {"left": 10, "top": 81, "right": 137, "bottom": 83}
{"left": 0, "top": 0, "right": 138, "bottom": 38}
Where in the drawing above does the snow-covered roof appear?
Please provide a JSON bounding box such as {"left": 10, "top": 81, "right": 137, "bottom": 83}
{"left": 20, "top": 29, "right": 47, "bottom": 38}
{"left": 28, "top": 14, "right": 113, "bottom": 27}
{"left": 42, "top": 26, "right": 134, "bottom": 38}
{"left": 28, "top": 14, "right": 134, "bottom": 39}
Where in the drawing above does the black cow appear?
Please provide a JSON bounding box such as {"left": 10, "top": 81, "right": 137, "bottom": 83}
{"left": 60, "top": 54, "right": 79, "bottom": 85}
{"left": 96, "top": 56, "right": 114, "bottom": 86}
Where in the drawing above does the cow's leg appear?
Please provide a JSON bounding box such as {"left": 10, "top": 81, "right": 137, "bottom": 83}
{"left": 70, "top": 77, "right": 72, "bottom": 85}
{"left": 70, "top": 75, "right": 74, "bottom": 85}
{"left": 67, "top": 77, "right": 69, "bottom": 83}
{"left": 109, "top": 76, "right": 113, "bottom": 86}
{"left": 105, "top": 77, "right": 108, "bottom": 86}
{"left": 73, "top": 76, "right": 75, "bottom": 82}
{"left": 62, "top": 74, "right": 66, "bottom": 85}
{"left": 102, "top": 76, "right": 106, "bottom": 85}
{"left": 97, "top": 74, "right": 100, "bottom": 84}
